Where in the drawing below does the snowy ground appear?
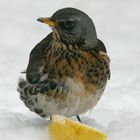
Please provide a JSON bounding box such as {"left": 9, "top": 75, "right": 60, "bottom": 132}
{"left": 0, "top": 0, "right": 140, "bottom": 140}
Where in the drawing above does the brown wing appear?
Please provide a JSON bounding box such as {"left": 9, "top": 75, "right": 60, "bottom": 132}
{"left": 88, "top": 39, "right": 110, "bottom": 80}
{"left": 97, "top": 39, "right": 110, "bottom": 80}
{"left": 26, "top": 33, "right": 53, "bottom": 83}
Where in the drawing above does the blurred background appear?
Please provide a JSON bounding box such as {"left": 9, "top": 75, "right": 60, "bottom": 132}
{"left": 0, "top": 0, "right": 140, "bottom": 140}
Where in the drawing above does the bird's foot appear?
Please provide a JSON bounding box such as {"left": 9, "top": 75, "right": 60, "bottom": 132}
{"left": 76, "top": 115, "right": 82, "bottom": 123}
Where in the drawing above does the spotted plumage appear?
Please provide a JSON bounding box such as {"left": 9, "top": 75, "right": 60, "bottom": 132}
{"left": 17, "top": 7, "right": 110, "bottom": 120}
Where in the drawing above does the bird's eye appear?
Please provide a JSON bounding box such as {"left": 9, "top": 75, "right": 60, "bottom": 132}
{"left": 64, "top": 21, "right": 75, "bottom": 28}
{"left": 59, "top": 21, "right": 75, "bottom": 30}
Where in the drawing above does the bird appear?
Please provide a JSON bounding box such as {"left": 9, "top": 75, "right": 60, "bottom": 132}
{"left": 17, "top": 7, "right": 110, "bottom": 122}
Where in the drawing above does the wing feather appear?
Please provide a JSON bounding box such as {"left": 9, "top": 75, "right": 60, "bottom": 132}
{"left": 26, "top": 33, "right": 53, "bottom": 83}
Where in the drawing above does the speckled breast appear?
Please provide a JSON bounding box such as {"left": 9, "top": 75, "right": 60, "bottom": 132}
{"left": 36, "top": 42, "right": 110, "bottom": 117}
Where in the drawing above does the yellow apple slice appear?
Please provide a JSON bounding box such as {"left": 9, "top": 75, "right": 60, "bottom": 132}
{"left": 48, "top": 115, "right": 108, "bottom": 140}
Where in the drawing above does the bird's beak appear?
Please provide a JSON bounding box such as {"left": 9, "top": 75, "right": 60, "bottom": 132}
{"left": 37, "top": 17, "right": 56, "bottom": 26}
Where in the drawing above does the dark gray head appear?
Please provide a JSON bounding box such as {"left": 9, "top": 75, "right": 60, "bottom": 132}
{"left": 37, "top": 7, "right": 97, "bottom": 47}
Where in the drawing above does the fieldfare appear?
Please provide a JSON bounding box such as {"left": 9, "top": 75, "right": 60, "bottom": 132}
{"left": 17, "top": 7, "right": 110, "bottom": 122}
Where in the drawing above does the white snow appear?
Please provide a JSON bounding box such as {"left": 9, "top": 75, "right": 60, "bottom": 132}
{"left": 0, "top": 0, "right": 140, "bottom": 140}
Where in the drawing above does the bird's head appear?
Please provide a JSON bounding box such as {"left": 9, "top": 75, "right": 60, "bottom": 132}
{"left": 37, "top": 7, "right": 97, "bottom": 46}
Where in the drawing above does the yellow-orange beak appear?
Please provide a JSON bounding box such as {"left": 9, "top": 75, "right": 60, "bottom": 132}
{"left": 37, "top": 17, "right": 56, "bottom": 26}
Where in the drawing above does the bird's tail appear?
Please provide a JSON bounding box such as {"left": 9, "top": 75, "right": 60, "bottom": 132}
{"left": 17, "top": 78, "right": 36, "bottom": 109}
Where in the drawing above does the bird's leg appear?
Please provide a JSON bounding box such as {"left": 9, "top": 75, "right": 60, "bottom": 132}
{"left": 50, "top": 116, "right": 52, "bottom": 121}
{"left": 76, "top": 115, "right": 82, "bottom": 123}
